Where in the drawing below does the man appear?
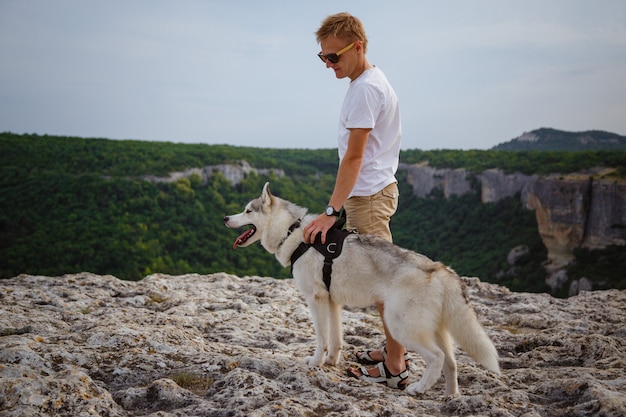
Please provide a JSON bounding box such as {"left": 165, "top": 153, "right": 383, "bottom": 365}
{"left": 303, "top": 12, "right": 407, "bottom": 389}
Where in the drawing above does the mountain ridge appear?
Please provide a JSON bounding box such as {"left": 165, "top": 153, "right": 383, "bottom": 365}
{"left": 492, "top": 128, "right": 626, "bottom": 151}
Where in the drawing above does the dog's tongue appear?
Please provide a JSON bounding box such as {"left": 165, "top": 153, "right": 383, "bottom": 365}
{"left": 233, "top": 228, "right": 255, "bottom": 249}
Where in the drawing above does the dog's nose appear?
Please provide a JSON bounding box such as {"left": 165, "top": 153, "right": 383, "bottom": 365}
{"left": 223, "top": 216, "right": 229, "bottom": 222}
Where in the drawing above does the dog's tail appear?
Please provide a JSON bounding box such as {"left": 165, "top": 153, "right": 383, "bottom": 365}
{"left": 445, "top": 278, "right": 500, "bottom": 374}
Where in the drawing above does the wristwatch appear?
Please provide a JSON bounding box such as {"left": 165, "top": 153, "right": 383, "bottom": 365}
{"left": 325, "top": 205, "right": 340, "bottom": 217}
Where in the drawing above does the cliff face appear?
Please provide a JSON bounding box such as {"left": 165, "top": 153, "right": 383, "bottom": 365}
{"left": 143, "top": 160, "right": 285, "bottom": 186}
{"left": 1, "top": 273, "right": 625, "bottom": 416}
{"left": 585, "top": 179, "right": 626, "bottom": 248}
{"left": 142, "top": 161, "right": 625, "bottom": 270}
{"left": 401, "top": 164, "right": 535, "bottom": 203}
{"left": 478, "top": 169, "right": 536, "bottom": 204}
{"left": 524, "top": 177, "right": 591, "bottom": 266}
{"left": 525, "top": 175, "right": 626, "bottom": 266}
{"left": 400, "top": 165, "right": 626, "bottom": 268}
{"left": 401, "top": 163, "right": 473, "bottom": 199}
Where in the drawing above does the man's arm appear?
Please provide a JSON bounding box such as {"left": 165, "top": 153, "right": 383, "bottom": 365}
{"left": 303, "top": 128, "right": 371, "bottom": 244}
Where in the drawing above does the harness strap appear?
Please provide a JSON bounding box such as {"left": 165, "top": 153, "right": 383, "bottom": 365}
{"left": 290, "top": 242, "right": 311, "bottom": 275}
{"left": 322, "top": 259, "right": 333, "bottom": 292}
{"left": 290, "top": 222, "right": 352, "bottom": 292}
{"left": 290, "top": 242, "right": 337, "bottom": 292}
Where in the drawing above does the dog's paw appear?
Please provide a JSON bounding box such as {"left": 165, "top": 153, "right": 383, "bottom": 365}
{"left": 304, "top": 356, "right": 324, "bottom": 367}
{"left": 406, "top": 382, "right": 427, "bottom": 396}
{"left": 324, "top": 355, "right": 340, "bottom": 366}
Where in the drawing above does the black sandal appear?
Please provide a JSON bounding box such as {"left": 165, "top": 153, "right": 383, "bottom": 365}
{"left": 355, "top": 345, "right": 410, "bottom": 367}
{"left": 347, "top": 361, "right": 409, "bottom": 390}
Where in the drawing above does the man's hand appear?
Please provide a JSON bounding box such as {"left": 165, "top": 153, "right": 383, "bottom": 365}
{"left": 303, "top": 214, "right": 337, "bottom": 244}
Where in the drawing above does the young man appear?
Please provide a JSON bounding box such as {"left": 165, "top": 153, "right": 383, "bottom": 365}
{"left": 303, "top": 12, "right": 407, "bottom": 389}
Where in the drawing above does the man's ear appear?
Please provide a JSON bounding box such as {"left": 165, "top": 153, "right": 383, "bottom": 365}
{"left": 355, "top": 40, "right": 364, "bottom": 53}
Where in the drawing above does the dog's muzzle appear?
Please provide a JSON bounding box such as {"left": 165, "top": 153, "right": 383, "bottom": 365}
{"left": 225, "top": 216, "right": 257, "bottom": 250}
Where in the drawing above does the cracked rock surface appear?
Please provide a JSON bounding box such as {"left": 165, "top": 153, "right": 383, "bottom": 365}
{"left": 1, "top": 273, "right": 625, "bottom": 416}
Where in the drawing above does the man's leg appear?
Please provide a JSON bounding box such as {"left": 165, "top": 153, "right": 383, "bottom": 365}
{"left": 376, "top": 301, "right": 406, "bottom": 373}
{"left": 345, "top": 183, "right": 407, "bottom": 380}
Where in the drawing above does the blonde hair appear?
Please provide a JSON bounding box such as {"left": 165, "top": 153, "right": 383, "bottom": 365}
{"left": 315, "top": 12, "right": 368, "bottom": 53}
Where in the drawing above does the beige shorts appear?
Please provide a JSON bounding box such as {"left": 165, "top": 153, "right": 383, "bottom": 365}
{"left": 344, "top": 182, "right": 399, "bottom": 243}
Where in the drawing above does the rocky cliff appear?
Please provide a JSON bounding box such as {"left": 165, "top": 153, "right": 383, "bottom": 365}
{"left": 143, "top": 160, "right": 285, "bottom": 186}
{"left": 143, "top": 160, "right": 626, "bottom": 272}
{"left": 1, "top": 273, "right": 625, "bottom": 416}
{"left": 400, "top": 164, "right": 626, "bottom": 269}
{"left": 524, "top": 171, "right": 626, "bottom": 267}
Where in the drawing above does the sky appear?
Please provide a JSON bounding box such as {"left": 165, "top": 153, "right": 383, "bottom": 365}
{"left": 1, "top": 1, "right": 625, "bottom": 150}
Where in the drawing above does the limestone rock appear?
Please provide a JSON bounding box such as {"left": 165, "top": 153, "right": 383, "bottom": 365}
{"left": 525, "top": 175, "right": 626, "bottom": 267}
{"left": 1, "top": 273, "right": 625, "bottom": 416}
{"left": 143, "top": 160, "right": 285, "bottom": 186}
{"left": 584, "top": 179, "right": 626, "bottom": 249}
{"left": 569, "top": 277, "right": 594, "bottom": 297}
{"left": 507, "top": 245, "right": 530, "bottom": 266}
{"left": 479, "top": 168, "right": 535, "bottom": 204}
{"left": 401, "top": 164, "right": 472, "bottom": 198}
{"left": 399, "top": 163, "right": 626, "bottom": 269}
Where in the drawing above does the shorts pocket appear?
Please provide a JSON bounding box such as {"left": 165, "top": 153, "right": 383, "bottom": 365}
{"left": 381, "top": 183, "right": 399, "bottom": 199}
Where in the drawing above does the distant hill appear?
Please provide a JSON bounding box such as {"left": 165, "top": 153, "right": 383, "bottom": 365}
{"left": 492, "top": 128, "right": 626, "bottom": 151}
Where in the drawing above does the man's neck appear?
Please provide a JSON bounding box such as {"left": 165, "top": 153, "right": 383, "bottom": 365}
{"left": 349, "top": 59, "right": 373, "bottom": 81}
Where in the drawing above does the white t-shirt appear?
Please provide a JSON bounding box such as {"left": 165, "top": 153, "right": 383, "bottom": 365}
{"left": 337, "top": 66, "right": 402, "bottom": 197}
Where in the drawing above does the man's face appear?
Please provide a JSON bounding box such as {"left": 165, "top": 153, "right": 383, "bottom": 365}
{"left": 319, "top": 37, "right": 358, "bottom": 80}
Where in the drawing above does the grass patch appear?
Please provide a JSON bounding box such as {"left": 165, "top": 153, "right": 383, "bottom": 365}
{"left": 147, "top": 293, "right": 168, "bottom": 304}
{"left": 170, "top": 372, "right": 214, "bottom": 395}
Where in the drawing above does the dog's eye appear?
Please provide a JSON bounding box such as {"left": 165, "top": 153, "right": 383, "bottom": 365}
{"left": 245, "top": 209, "right": 252, "bottom": 214}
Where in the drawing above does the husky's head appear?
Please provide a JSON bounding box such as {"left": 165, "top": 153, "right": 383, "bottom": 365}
{"left": 223, "top": 182, "right": 275, "bottom": 249}
{"left": 225, "top": 182, "right": 308, "bottom": 257}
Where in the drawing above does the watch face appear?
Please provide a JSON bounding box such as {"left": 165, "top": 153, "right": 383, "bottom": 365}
{"left": 325, "top": 206, "right": 334, "bottom": 216}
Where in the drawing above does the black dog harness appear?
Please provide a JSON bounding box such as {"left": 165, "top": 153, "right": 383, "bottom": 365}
{"left": 290, "top": 213, "right": 352, "bottom": 292}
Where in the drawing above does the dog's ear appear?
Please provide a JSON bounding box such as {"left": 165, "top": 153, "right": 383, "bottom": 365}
{"left": 261, "top": 182, "right": 273, "bottom": 206}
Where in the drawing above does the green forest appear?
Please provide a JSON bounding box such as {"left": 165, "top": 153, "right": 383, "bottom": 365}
{"left": 2, "top": 132, "right": 625, "bottom": 297}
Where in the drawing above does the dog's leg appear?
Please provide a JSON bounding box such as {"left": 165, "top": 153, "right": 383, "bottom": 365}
{"left": 304, "top": 293, "right": 331, "bottom": 367}
{"left": 405, "top": 338, "right": 445, "bottom": 396}
{"left": 436, "top": 329, "right": 459, "bottom": 396}
{"left": 325, "top": 298, "right": 342, "bottom": 366}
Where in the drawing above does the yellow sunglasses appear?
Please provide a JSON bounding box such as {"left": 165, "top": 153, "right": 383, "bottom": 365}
{"left": 317, "top": 42, "right": 356, "bottom": 64}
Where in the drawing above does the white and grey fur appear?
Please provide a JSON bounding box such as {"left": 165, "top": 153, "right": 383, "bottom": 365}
{"left": 224, "top": 182, "right": 500, "bottom": 396}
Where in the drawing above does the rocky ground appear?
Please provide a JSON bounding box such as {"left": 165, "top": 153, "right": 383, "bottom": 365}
{"left": 0, "top": 272, "right": 625, "bottom": 416}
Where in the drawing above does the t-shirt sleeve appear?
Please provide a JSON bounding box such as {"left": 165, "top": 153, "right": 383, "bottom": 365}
{"left": 343, "top": 84, "right": 383, "bottom": 130}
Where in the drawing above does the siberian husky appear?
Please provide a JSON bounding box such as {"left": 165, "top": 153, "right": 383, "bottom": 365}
{"left": 224, "top": 182, "right": 500, "bottom": 396}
